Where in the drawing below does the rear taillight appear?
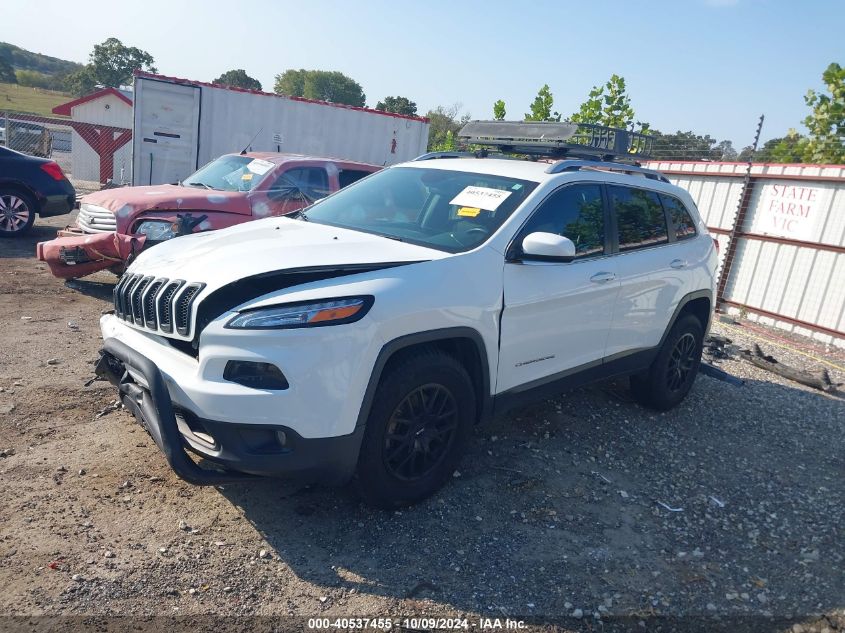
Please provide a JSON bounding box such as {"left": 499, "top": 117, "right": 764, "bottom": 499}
{"left": 40, "top": 161, "right": 65, "bottom": 181}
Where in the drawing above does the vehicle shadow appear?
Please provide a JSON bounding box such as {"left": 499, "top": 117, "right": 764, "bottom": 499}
{"left": 0, "top": 222, "right": 61, "bottom": 259}
{"left": 64, "top": 276, "right": 118, "bottom": 302}
{"left": 214, "top": 372, "right": 845, "bottom": 622}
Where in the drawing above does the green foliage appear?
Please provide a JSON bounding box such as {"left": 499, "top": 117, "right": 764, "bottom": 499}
{"left": 493, "top": 99, "right": 506, "bottom": 121}
{"left": 524, "top": 84, "right": 560, "bottom": 122}
{"left": 801, "top": 62, "right": 845, "bottom": 164}
{"left": 375, "top": 96, "right": 418, "bottom": 116}
{"left": 64, "top": 67, "right": 97, "bottom": 97}
{"left": 62, "top": 37, "right": 156, "bottom": 96}
{"left": 212, "top": 69, "right": 262, "bottom": 91}
{"left": 0, "top": 42, "right": 82, "bottom": 76}
{"left": 748, "top": 130, "right": 807, "bottom": 163}
{"left": 15, "top": 69, "right": 68, "bottom": 91}
{"left": 426, "top": 103, "right": 470, "bottom": 151}
{"left": 0, "top": 57, "right": 15, "bottom": 83}
{"left": 571, "top": 74, "right": 639, "bottom": 129}
{"left": 274, "top": 69, "right": 365, "bottom": 107}
{"left": 649, "top": 129, "right": 735, "bottom": 161}
{"left": 89, "top": 38, "right": 156, "bottom": 89}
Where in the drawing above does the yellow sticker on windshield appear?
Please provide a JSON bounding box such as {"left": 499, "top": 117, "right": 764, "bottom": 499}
{"left": 457, "top": 206, "right": 481, "bottom": 217}
{"left": 241, "top": 173, "right": 254, "bottom": 181}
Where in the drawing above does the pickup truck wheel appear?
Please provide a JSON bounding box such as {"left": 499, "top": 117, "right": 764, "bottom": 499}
{"left": 0, "top": 190, "right": 36, "bottom": 237}
{"left": 355, "top": 350, "right": 475, "bottom": 508}
{"left": 630, "top": 314, "right": 704, "bottom": 411}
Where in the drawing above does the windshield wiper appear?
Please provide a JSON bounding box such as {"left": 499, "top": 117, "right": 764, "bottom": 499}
{"left": 186, "top": 181, "right": 212, "bottom": 190}
{"left": 289, "top": 209, "right": 310, "bottom": 221}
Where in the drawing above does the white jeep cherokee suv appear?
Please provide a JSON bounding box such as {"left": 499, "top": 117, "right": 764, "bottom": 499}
{"left": 96, "top": 125, "right": 717, "bottom": 507}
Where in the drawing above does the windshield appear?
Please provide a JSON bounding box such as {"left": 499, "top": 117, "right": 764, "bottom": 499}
{"left": 303, "top": 167, "right": 538, "bottom": 253}
{"left": 182, "top": 155, "right": 274, "bottom": 192}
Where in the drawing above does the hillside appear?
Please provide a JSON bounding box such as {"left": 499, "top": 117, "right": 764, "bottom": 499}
{"left": 0, "top": 42, "right": 82, "bottom": 76}
{"left": 0, "top": 82, "right": 71, "bottom": 117}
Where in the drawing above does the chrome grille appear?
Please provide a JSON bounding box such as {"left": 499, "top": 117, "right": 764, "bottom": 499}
{"left": 112, "top": 274, "right": 204, "bottom": 340}
{"left": 77, "top": 204, "right": 117, "bottom": 233}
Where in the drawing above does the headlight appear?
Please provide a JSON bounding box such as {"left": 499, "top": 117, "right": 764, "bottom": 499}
{"left": 136, "top": 220, "right": 177, "bottom": 242}
{"left": 226, "top": 296, "right": 373, "bottom": 330}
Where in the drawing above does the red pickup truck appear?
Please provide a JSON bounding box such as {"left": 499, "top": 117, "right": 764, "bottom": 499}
{"left": 37, "top": 152, "right": 380, "bottom": 279}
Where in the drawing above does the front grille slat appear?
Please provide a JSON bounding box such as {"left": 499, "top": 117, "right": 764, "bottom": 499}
{"left": 142, "top": 280, "right": 165, "bottom": 329}
{"left": 112, "top": 274, "right": 203, "bottom": 340}
{"left": 78, "top": 206, "right": 117, "bottom": 234}
{"left": 130, "top": 277, "right": 153, "bottom": 323}
{"left": 125, "top": 275, "right": 146, "bottom": 324}
{"left": 175, "top": 284, "right": 204, "bottom": 337}
{"left": 157, "top": 280, "right": 184, "bottom": 333}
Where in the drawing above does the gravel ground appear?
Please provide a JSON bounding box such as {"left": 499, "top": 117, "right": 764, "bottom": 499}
{"left": 0, "top": 215, "right": 843, "bottom": 632}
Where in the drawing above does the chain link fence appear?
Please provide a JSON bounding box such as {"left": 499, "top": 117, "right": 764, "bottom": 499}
{"left": 1, "top": 110, "right": 132, "bottom": 196}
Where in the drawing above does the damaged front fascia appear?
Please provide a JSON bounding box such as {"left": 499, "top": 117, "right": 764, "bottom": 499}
{"left": 191, "top": 261, "right": 426, "bottom": 345}
{"left": 37, "top": 232, "right": 146, "bottom": 280}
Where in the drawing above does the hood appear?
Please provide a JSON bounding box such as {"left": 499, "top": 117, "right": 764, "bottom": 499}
{"left": 127, "top": 216, "right": 447, "bottom": 295}
{"left": 82, "top": 184, "right": 254, "bottom": 220}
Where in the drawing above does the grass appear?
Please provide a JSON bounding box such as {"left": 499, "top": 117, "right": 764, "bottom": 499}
{"left": 0, "top": 82, "right": 72, "bottom": 117}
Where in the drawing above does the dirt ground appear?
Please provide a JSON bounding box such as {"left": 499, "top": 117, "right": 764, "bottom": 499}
{"left": 1, "top": 215, "right": 843, "bottom": 632}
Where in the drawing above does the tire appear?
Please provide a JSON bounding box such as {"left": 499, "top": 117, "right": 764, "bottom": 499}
{"left": 630, "top": 314, "right": 704, "bottom": 411}
{"left": 0, "top": 189, "right": 37, "bottom": 237}
{"left": 355, "top": 349, "right": 476, "bottom": 508}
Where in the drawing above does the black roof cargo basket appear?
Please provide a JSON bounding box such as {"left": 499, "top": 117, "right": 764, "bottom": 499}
{"left": 457, "top": 120, "right": 653, "bottom": 162}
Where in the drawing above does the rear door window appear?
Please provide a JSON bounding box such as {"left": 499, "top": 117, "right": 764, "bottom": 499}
{"left": 339, "top": 169, "right": 373, "bottom": 188}
{"left": 609, "top": 186, "right": 669, "bottom": 252}
{"left": 270, "top": 167, "right": 330, "bottom": 202}
{"left": 517, "top": 184, "right": 605, "bottom": 258}
{"left": 660, "top": 194, "right": 698, "bottom": 240}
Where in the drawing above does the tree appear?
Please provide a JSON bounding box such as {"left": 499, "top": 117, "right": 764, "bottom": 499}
{"left": 88, "top": 37, "right": 156, "bottom": 88}
{"left": 274, "top": 69, "right": 365, "bottom": 107}
{"left": 15, "top": 69, "right": 67, "bottom": 91}
{"left": 524, "top": 84, "right": 560, "bottom": 122}
{"left": 571, "top": 74, "right": 640, "bottom": 129}
{"left": 0, "top": 57, "right": 16, "bottom": 83}
{"left": 801, "top": 62, "right": 845, "bottom": 164}
{"left": 375, "top": 96, "right": 417, "bottom": 116}
{"left": 493, "top": 99, "right": 506, "bottom": 121}
{"left": 64, "top": 37, "right": 156, "bottom": 96}
{"left": 649, "top": 130, "right": 735, "bottom": 161}
{"left": 64, "top": 68, "right": 97, "bottom": 96}
{"left": 213, "top": 69, "right": 262, "bottom": 91}
{"left": 716, "top": 140, "right": 738, "bottom": 161}
{"left": 748, "top": 130, "right": 807, "bottom": 163}
{"left": 426, "top": 103, "right": 470, "bottom": 151}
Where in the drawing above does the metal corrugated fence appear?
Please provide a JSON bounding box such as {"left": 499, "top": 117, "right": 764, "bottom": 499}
{"left": 647, "top": 161, "right": 845, "bottom": 347}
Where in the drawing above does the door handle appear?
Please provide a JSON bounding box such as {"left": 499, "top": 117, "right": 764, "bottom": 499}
{"left": 590, "top": 271, "right": 616, "bottom": 283}
{"left": 670, "top": 259, "right": 688, "bottom": 269}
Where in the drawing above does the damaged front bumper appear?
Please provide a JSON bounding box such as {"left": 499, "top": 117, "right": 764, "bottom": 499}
{"left": 94, "top": 338, "right": 364, "bottom": 486}
{"left": 36, "top": 230, "right": 145, "bottom": 279}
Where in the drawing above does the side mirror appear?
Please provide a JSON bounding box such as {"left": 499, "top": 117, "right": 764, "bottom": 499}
{"left": 521, "top": 232, "right": 576, "bottom": 261}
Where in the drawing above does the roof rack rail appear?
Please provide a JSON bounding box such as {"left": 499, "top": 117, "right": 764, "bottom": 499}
{"left": 412, "top": 149, "right": 523, "bottom": 161}
{"left": 458, "top": 120, "right": 653, "bottom": 162}
{"left": 545, "top": 159, "right": 670, "bottom": 183}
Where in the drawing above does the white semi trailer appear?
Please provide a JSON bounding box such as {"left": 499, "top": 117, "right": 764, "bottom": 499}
{"left": 131, "top": 72, "right": 430, "bottom": 186}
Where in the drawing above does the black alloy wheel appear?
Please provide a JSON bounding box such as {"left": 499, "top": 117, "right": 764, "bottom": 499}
{"left": 382, "top": 383, "right": 459, "bottom": 481}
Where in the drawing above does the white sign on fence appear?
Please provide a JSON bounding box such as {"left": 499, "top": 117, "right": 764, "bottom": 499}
{"left": 751, "top": 182, "right": 827, "bottom": 241}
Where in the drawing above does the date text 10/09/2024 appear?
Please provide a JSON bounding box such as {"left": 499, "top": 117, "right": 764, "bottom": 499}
{"left": 307, "top": 617, "right": 527, "bottom": 630}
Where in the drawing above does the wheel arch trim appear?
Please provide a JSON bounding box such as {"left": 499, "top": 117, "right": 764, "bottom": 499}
{"left": 355, "top": 327, "right": 493, "bottom": 430}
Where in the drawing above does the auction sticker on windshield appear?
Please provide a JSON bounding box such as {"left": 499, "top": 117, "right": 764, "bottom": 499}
{"left": 450, "top": 186, "right": 511, "bottom": 211}
{"left": 247, "top": 158, "right": 274, "bottom": 175}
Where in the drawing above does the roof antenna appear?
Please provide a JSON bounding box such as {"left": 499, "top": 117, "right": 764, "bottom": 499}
{"left": 240, "top": 127, "right": 263, "bottom": 155}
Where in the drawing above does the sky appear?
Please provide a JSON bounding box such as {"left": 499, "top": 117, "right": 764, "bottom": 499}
{"left": 3, "top": 0, "right": 843, "bottom": 148}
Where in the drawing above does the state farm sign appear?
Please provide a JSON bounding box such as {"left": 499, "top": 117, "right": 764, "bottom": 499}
{"left": 751, "top": 182, "right": 828, "bottom": 241}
